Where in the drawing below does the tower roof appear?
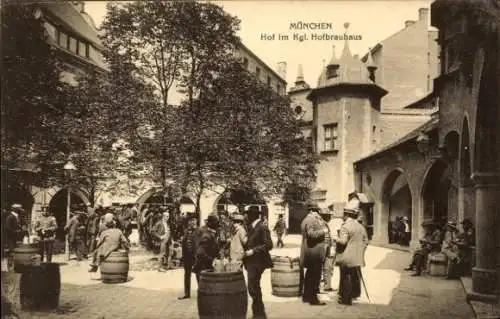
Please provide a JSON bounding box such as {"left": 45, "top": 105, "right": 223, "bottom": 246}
{"left": 290, "top": 63, "right": 310, "bottom": 92}
{"left": 316, "top": 23, "right": 374, "bottom": 88}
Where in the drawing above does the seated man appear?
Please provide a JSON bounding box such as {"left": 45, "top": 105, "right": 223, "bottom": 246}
{"left": 89, "top": 217, "right": 130, "bottom": 272}
{"left": 404, "top": 220, "right": 442, "bottom": 276}
{"left": 441, "top": 221, "right": 461, "bottom": 278}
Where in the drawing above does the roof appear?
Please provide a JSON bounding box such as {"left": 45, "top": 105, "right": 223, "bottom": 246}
{"left": 41, "top": 2, "right": 103, "bottom": 49}
{"left": 307, "top": 82, "right": 388, "bottom": 102}
{"left": 355, "top": 115, "right": 439, "bottom": 165}
{"left": 238, "top": 42, "right": 287, "bottom": 85}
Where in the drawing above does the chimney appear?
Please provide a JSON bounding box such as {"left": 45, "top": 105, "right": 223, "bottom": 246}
{"left": 405, "top": 20, "right": 416, "bottom": 27}
{"left": 418, "top": 8, "right": 428, "bottom": 21}
{"left": 276, "top": 61, "right": 287, "bottom": 80}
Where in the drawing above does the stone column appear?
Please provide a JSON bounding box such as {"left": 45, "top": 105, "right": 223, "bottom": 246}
{"left": 470, "top": 172, "right": 500, "bottom": 302}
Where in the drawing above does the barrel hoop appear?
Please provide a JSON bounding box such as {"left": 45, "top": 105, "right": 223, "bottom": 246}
{"left": 101, "top": 260, "right": 129, "bottom": 264}
{"left": 100, "top": 272, "right": 128, "bottom": 275}
{"left": 198, "top": 291, "right": 247, "bottom": 297}
{"left": 271, "top": 269, "right": 300, "bottom": 273}
{"left": 430, "top": 261, "right": 447, "bottom": 265}
{"left": 272, "top": 283, "right": 300, "bottom": 288}
{"left": 200, "top": 276, "right": 244, "bottom": 283}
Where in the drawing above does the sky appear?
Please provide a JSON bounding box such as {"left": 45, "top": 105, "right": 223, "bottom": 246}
{"left": 84, "top": 0, "right": 432, "bottom": 90}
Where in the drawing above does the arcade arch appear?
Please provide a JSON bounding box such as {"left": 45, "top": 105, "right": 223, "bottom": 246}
{"left": 421, "top": 159, "right": 450, "bottom": 227}
{"left": 47, "top": 188, "right": 90, "bottom": 241}
{"left": 214, "top": 188, "right": 268, "bottom": 218}
{"left": 381, "top": 169, "right": 412, "bottom": 246}
{"left": 136, "top": 188, "right": 196, "bottom": 214}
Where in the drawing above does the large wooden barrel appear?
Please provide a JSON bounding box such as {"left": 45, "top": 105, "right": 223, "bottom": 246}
{"left": 18, "top": 263, "right": 60, "bottom": 310}
{"left": 271, "top": 256, "right": 301, "bottom": 297}
{"left": 12, "top": 244, "right": 40, "bottom": 272}
{"left": 428, "top": 252, "right": 447, "bottom": 276}
{"left": 197, "top": 271, "right": 248, "bottom": 319}
{"left": 100, "top": 250, "right": 129, "bottom": 283}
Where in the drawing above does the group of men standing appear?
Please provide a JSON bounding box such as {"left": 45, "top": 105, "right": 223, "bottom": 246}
{"left": 300, "top": 198, "right": 368, "bottom": 306}
{"left": 177, "top": 206, "right": 273, "bottom": 319}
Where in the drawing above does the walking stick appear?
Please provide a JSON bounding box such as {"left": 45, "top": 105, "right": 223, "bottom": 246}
{"left": 357, "top": 267, "right": 371, "bottom": 303}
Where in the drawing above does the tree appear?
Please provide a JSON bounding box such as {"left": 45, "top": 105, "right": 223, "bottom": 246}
{"left": 100, "top": 0, "right": 319, "bottom": 214}
{"left": 1, "top": 2, "right": 65, "bottom": 172}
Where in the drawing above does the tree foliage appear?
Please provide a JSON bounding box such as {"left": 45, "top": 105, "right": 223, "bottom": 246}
{"left": 101, "top": 0, "right": 319, "bottom": 211}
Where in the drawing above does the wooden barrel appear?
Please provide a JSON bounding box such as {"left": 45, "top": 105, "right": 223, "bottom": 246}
{"left": 271, "top": 256, "right": 301, "bottom": 297}
{"left": 12, "top": 244, "right": 40, "bottom": 273}
{"left": 428, "top": 252, "right": 447, "bottom": 276}
{"left": 197, "top": 271, "right": 248, "bottom": 319}
{"left": 18, "top": 263, "right": 60, "bottom": 310}
{"left": 100, "top": 250, "right": 129, "bottom": 283}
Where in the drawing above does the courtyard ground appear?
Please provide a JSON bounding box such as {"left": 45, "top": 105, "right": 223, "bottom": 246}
{"left": 3, "top": 234, "right": 476, "bottom": 319}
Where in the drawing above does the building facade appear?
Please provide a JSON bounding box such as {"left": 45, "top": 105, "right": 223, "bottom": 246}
{"left": 361, "top": 7, "right": 439, "bottom": 112}
{"left": 354, "top": 0, "right": 499, "bottom": 303}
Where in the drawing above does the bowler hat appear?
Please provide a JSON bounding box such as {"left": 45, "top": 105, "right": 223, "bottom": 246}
{"left": 247, "top": 206, "right": 261, "bottom": 215}
{"left": 206, "top": 214, "right": 219, "bottom": 224}
{"left": 231, "top": 214, "right": 245, "bottom": 222}
{"left": 307, "top": 202, "right": 321, "bottom": 212}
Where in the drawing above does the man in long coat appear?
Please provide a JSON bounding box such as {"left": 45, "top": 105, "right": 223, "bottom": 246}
{"left": 88, "top": 217, "right": 130, "bottom": 272}
{"left": 243, "top": 206, "right": 273, "bottom": 319}
{"left": 178, "top": 213, "right": 198, "bottom": 300}
{"left": 299, "top": 202, "right": 329, "bottom": 306}
{"left": 5, "top": 204, "right": 27, "bottom": 270}
{"left": 193, "top": 214, "right": 220, "bottom": 280}
{"left": 151, "top": 210, "right": 172, "bottom": 271}
{"left": 334, "top": 199, "right": 368, "bottom": 305}
{"left": 65, "top": 210, "right": 87, "bottom": 260}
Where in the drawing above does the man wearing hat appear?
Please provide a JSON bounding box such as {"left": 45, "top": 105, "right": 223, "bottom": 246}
{"left": 441, "top": 220, "right": 461, "bottom": 278}
{"left": 333, "top": 198, "right": 368, "bottom": 305}
{"left": 243, "top": 206, "right": 273, "bottom": 319}
{"left": 34, "top": 209, "right": 58, "bottom": 262}
{"left": 229, "top": 213, "right": 247, "bottom": 269}
{"left": 404, "top": 220, "right": 442, "bottom": 276}
{"left": 5, "top": 204, "right": 28, "bottom": 270}
{"left": 88, "top": 217, "right": 130, "bottom": 272}
{"left": 299, "top": 202, "right": 329, "bottom": 306}
{"left": 193, "top": 214, "right": 220, "bottom": 280}
{"left": 273, "top": 214, "right": 287, "bottom": 248}
{"left": 178, "top": 213, "right": 199, "bottom": 300}
{"left": 64, "top": 208, "right": 87, "bottom": 261}
{"left": 322, "top": 206, "right": 344, "bottom": 292}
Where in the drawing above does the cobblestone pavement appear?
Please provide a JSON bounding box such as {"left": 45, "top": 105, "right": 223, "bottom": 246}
{"left": 7, "top": 235, "right": 475, "bottom": 319}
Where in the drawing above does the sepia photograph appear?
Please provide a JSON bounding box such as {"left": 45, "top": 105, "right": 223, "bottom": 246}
{"left": 1, "top": 0, "right": 499, "bottom": 318}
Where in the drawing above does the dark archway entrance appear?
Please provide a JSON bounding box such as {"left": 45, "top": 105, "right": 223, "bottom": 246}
{"left": 142, "top": 191, "right": 195, "bottom": 214}
{"left": 48, "top": 189, "right": 86, "bottom": 241}
{"left": 422, "top": 160, "right": 450, "bottom": 227}
{"left": 382, "top": 170, "right": 412, "bottom": 246}
{"left": 215, "top": 188, "right": 268, "bottom": 218}
{"left": 1, "top": 182, "right": 34, "bottom": 222}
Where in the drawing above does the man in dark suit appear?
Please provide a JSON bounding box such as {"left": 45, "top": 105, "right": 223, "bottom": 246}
{"left": 243, "top": 206, "right": 273, "bottom": 319}
{"left": 299, "top": 202, "right": 329, "bottom": 305}
{"left": 334, "top": 198, "right": 368, "bottom": 305}
{"left": 178, "top": 213, "right": 198, "bottom": 300}
{"left": 5, "top": 204, "right": 27, "bottom": 270}
{"left": 193, "top": 214, "right": 220, "bottom": 281}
